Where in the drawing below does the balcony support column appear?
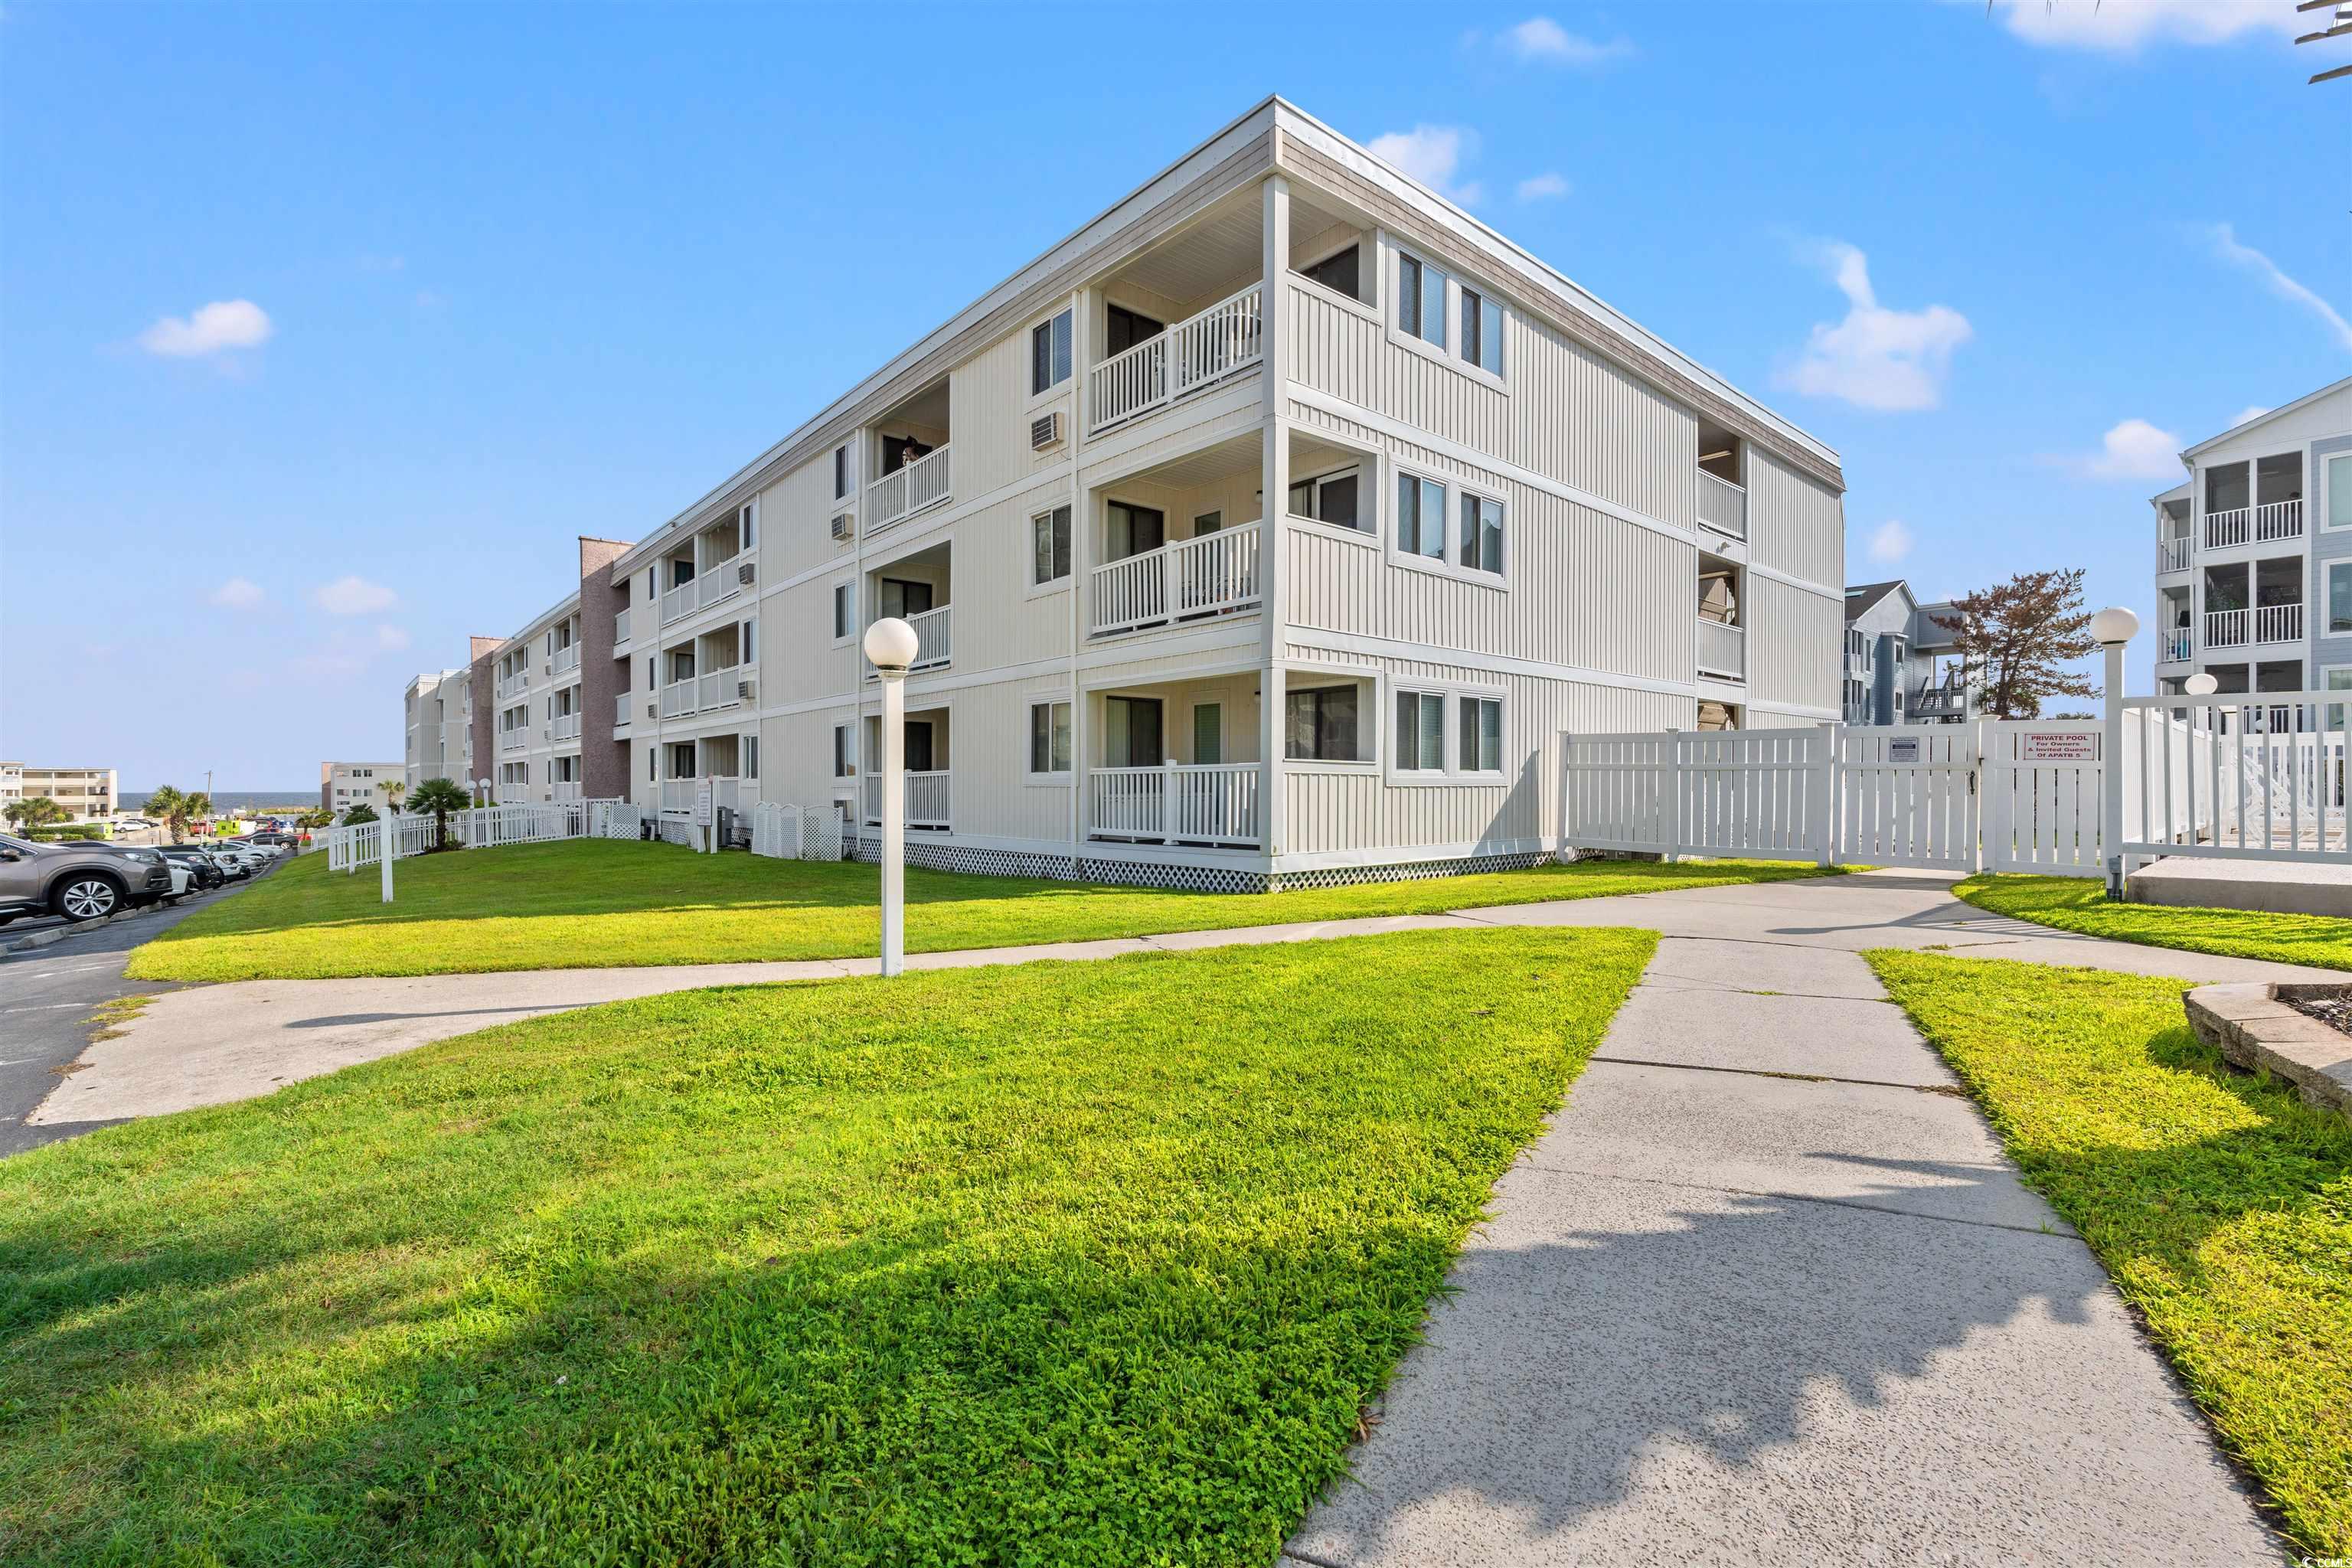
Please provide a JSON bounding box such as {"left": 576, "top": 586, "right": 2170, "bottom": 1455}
{"left": 1259, "top": 172, "right": 1290, "bottom": 869}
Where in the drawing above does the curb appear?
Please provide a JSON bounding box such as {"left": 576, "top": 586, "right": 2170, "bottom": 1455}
{"left": 2184, "top": 982, "right": 2352, "bottom": 1123}
{"left": 0, "top": 858, "right": 279, "bottom": 955}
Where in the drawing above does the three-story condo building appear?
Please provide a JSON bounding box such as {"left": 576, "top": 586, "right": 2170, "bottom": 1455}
{"left": 403, "top": 668, "right": 474, "bottom": 795}
{"left": 2151, "top": 376, "right": 2352, "bottom": 701}
{"left": 420, "top": 98, "right": 1847, "bottom": 889}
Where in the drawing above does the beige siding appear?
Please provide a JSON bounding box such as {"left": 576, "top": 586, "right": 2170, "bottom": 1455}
{"left": 1744, "top": 573, "right": 1840, "bottom": 714}
{"left": 1746, "top": 448, "right": 1843, "bottom": 589}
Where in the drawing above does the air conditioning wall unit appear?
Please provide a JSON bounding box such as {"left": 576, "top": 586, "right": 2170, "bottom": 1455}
{"left": 737, "top": 679, "right": 756, "bottom": 702}
{"left": 831, "top": 513, "right": 854, "bottom": 541}
{"left": 646, "top": 701, "right": 658, "bottom": 720}
{"left": 1030, "top": 411, "right": 1063, "bottom": 452}
{"left": 737, "top": 561, "right": 756, "bottom": 586}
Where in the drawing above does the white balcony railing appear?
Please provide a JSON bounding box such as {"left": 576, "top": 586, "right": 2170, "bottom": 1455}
{"left": 2207, "top": 608, "right": 2249, "bottom": 648}
{"left": 1696, "top": 617, "right": 1746, "bottom": 681}
{"left": 2256, "top": 602, "right": 2304, "bottom": 645}
{"left": 861, "top": 770, "right": 951, "bottom": 828}
{"left": 1090, "top": 521, "right": 1263, "bottom": 637}
{"left": 2256, "top": 498, "right": 2304, "bottom": 542}
{"left": 550, "top": 712, "right": 581, "bottom": 743}
{"left": 659, "top": 679, "right": 697, "bottom": 719}
{"left": 614, "top": 606, "right": 631, "bottom": 647}
{"left": 659, "top": 665, "right": 746, "bottom": 719}
{"left": 2157, "top": 537, "right": 2193, "bottom": 573}
{"left": 2159, "top": 629, "right": 2193, "bottom": 664}
{"left": 554, "top": 642, "right": 581, "bottom": 676}
{"left": 495, "top": 672, "right": 530, "bottom": 701}
{"left": 1697, "top": 472, "right": 1747, "bottom": 540}
{"left": 660, "top": 776, "right": 742, "bottom": 815}
{"left": 1087, "top": 283, "right": 1265, "bottom": 433}
{"left": 551, "top": 780, "right": 583, "bottom": 803}
{"left": 658, "top": 549, "right": 754, "bottom": 627}
{"left": 908, "top": 604, "right": 951, "bottom": 670}
{"left": 499, "top": 729, "right": 527, "bottom": 753}
{"left": 495, "top": 784, "right": 528, "bottom": 805}
{"left": 866, "top": 444, "right": 953, "bottom": 535}
{"left": 616, "top": 691, "right": 634, "bottom": 725}
{"left": 2205, "top": 507, "right": 2251, "bottom": 549}
{"left": 1087, "top": 763, "right": 1260, "bottom": 848}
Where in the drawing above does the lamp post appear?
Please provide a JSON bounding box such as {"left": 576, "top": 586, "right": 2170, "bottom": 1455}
{"left": 862, "top": 616, "right": 920, "bottom": 977}
{"left": 2091, "top": 605, "right": 2140, "bottom": 900}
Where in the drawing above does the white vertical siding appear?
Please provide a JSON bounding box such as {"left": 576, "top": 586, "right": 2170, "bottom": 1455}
{"left": 1746, "top": 449, "right": 1843, "bottom": 589}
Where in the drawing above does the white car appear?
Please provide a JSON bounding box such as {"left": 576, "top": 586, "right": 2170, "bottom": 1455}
{"left": 162, "top": 861, "right": 192, "bottom": 900}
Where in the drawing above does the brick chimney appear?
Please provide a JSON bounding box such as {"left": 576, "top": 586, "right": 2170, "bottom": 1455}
{"left": 467, "top": 635, "right": 503, "bottom": 796}
{"left": 577, "top": 537, "right": 633, "bottom": 800}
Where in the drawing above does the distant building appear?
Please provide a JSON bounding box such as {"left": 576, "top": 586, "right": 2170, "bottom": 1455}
{"left": 403, "top": 669, "right": 474, "bottom": 793}
{"left": 1842, "top": 582, "right": 1971, "bottom": 726}
{"left": 321, "top": 760, "right": 403, "bottom": 816}
{"left": 0, "top": 761, "right": 118, "bottom": 819}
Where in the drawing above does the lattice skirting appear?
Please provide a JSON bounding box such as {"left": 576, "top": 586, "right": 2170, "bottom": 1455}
{"left": 844, "top": 835, "right": 1550, "bottom": 894}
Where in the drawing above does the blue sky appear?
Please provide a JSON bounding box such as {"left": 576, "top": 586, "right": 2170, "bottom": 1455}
{"left": 3, "top": 1, "right": 2345, "bottom": 788}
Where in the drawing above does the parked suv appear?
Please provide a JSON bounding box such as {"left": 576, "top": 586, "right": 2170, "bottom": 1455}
{"left": 156, "top": 846, "right": 228, "bottom": 890}
{"left": 0, "top": 834, "right": 173, "bottom": 923}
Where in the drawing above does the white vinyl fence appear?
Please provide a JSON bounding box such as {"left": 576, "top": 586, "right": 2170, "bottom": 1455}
{"left": 2118, "top": 690, "right": 2352, "bottom": 865}
{"left": 1561, "top": 730, "right": 1834, "bottom": 863}
{"left": 319, "top": 802, "right": 599, "bottom": 871}
{"left": 750, "top": 801, "right": 849, "bottom": 861}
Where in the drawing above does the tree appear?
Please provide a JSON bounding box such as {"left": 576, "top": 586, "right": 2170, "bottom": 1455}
{"left": 3, "top": 795, "right": 66, "bottom": 831}
{"left": 407, "top": 777, "right": 471, "bottom": 851}
{"left": 296, "top": 807, "right": 335, "bottom": 831}
{"left": 378, "top": 778, "right": 407, "bottom": 817}
{"left": 146, "top": 784, "right": 196, "bottom": 844}
{"left": 341, "top": 802, "right": 379, "bottom": 825}
{"left": 1929, "top": 568, "right": 2099, "bottom": 720}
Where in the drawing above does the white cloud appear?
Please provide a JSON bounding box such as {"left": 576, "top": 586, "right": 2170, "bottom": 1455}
{"left": 1867, "top": 519, "right": 1914, "bottom": 565}
{"left": 209, "top": 576, "right": 265, "bottom": 609}
{"left": 2077, "top": 418, "right": 2183, "bottom": 480}
{"left": 2230, "top": 404, "right": 2271, "bottom": 428}
{"left": 1516, "top": 172, "right": 1570, "bottom": 203}
{"left": 1367, "top": 125, "right": 1483, "bottom": 205}
{"left": 2205, "top": 224, "right": 2352, "bottom": 354}
{"left": 374, "top": 624, "right": 411, "bottom": 652}
{"left": 1984, "top": 0, "right": 2295, "bottom": 52}
{"left": 137, "top": 299, "right": 273, "bottom": 358}
{"left": 311, "top": 575, "right": 398, "bottom": 615}
{"left": 1779, "top": 241, "right": 1972, "bottom": 412}
{"left": 1501, "top": 16, "right": 1635, "bottom": 65}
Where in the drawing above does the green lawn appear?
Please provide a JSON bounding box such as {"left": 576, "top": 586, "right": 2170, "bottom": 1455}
{"left": 0, "top": 927, "right": 1655, "bottom": 1566}
{"left": 1868, "top": 951, "right": 2352, "bottom": 1557}
{"left": 126, "top": 838, "right": 1841, "bottom": 982}
{"left": 1957, "top": 873, "right": 2352, "bottom": 972}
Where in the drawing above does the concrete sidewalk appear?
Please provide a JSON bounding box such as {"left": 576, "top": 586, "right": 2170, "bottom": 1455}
{"left": 28, "top": 869, "right": 2338, "bottom": 1130}
{"left": 1281, "top": 933, "right": 2285, "bottom": 1565}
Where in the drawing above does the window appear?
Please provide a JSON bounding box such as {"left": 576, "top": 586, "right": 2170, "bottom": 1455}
{"left": 739, "top": 502, "right": 757, "bottom": 549}
{"left": 2324, "top": 667, "right": 2352, "bottom": 733}
{"left": 1193, "top": 510, "right": 1222, "bottom": 535}
{"left": 1106, "top": 501, "right": 1165, "bottom": 560}
{"left": 1032, "top": 505, "right": 1073, "bottom": 585}
{"left": 1397, "top": 252, "right": 1446, "bottom": 347}
{"left": 2329, "top": 561, "right": 2352, "bottom": 635}
{"left": 1192, "top": 703, "right": 1223, "bottom": 765}
{"left": 1461, "top": 286, "right": 1504, "bottom": 375}
{"left": 1103, "top": 696, "right": 1164, "bottom": 768}
{"left": 740, "top": 618, "right": 756, "bottom": 663}
{"left": 1285, "top": 685, "right": 1361, "bottom": 761}
{"left": 833, "top": 444, "right": 850, "bottom": 500}
{"left": 1102, "top": 304, "right": 1165, "bottom": 356}
{"left": 1288, "top": 467, "right": 1362, "bottom": 531}
{"left": 1028, "top": 701, "right": 1072, "bottom": 775}
{"left": 1395, "top": 690, "right": 1445, "bottom": 771}
{"left": 833, "top": 724, "right": 856, "bottom": 778}
{"left": 833, "top": 583, "right": 852, "bottom": 639}
{"left": 1031, "top": 309, "right": 1073, "bottom": 395}
{"left": 2330, "top": 453, "right": 2352, "bottom": 531}
{"left": 1298, "top": 243, "right": 1360, "bottom": 300}
{"left": 1459, "top": 492, "right": 1504, "bottom": 574}
{"left": 879, "top": 577, "right": 934, "bottom": 618}
{"left": 743, "top": 735, "right": 760, "bottom": 780}
{"left": 1459, "top": 696, "right": 1503, "bottom": 773}
{"left": 1397, "top": 474, "right": 1446, "bottom": 558}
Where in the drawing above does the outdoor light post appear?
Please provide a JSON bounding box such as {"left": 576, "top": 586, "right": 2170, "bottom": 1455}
{"left": 861, "top": 616, "right": 919, "bottom": 978}
{"left": 2092, "top": 605, "right": 2140, "bottom": 900}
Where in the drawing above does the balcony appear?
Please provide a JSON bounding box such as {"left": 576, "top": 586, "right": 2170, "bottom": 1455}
{"left": 2207, "top": 603, "right": 2303, "bottom": 648}
{"left": 866, "top": 443, "right": 953, "bottom": 535}
{"left": 1910, "top": 679, "right": 1967, "bottom": 720}
{"left": 499, "top": 729, "right": 527, "bottom": 753}
{"left": 1696, "top": 618, "right": 1746, "bottom": 681}
{"left": 1086, "top": 763, "right": 1260, "bottom": 849}
{"left": 1086, "top": 283, "right": 1265, "bottom": 434}
{"left": 660, "top": 776, "right": 743, "bottom": 815}
{"left": 553, "top": 642, "right": 581, "bottom": 677}
{"left": 615, "top": 691, "right": 635, "bottom": 726}
{"left": 2205, "top": 508, "right": 2252, "bottom": 549}
{"left": 551, "top": 781, "right": 583, "bottom": 803}
{"left": 658, "top": 664, "right": 748, "bottom": 720}
{"left": 861, "top": 769, "right": 951, "bottom": 830}
{"left": 864, "top": 604, "right": 952, "bottom": 678}
{"left": 1089, "top": 521, "right": 1263, "bottom": 637}
{"left": 1696, "top": 471, "right": 1746, "bottom": 541}
{"left": 550, "top": 712, "right": 582, "bottom": 744}
{"left": 659, "top": 549, "right": 753, "bottom": 627}
{"left": 614, "top": 606, "right": 631, "bottom": 648}
{"left": 2256, "top": 498, "right": 2303, "bottom": 542}
{"left": 495, "top": 671, "right": 530, "bottom": 701}
{"left": 2159, "top": 629, "right": 2194, "bottom": 665}
{"left": 2157, "top": 537, "right": 2193, "bottom": 573}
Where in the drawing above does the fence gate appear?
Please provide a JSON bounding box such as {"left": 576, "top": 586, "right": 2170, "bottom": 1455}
{"left": 1834, "top": 726, "right": 1979, "bottom": 870}
{"left": 1981, "top": 721, "right": 2104, "bottom": 876}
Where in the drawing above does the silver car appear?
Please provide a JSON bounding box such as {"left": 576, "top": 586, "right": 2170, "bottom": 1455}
{"left": 0, "top": 835, "right": 174, "bottom": 923}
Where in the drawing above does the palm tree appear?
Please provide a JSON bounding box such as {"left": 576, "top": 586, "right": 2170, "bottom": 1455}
{"left": 3, "top": 795, "right": 66, "bottom": 832}
{"left": 378, "top": 779, "right": 407, "bottom": 817}
{"left": 146, "top": 784, "right": 192, "bottom": 844}
{"left": 407, "top": 777, "right": 471, "bottom": 851}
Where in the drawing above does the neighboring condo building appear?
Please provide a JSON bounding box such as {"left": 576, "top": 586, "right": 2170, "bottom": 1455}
{"left": 0, "top": 762, "right": 118, "bottom": 819}
{"left": 1841, "top": 581, "right": 1972, "bottom": 726}
{"left": 2152, "top": 376, "right": 2352, "bottom": 698}
{"left": 411, "top": 97, "right": 1847, "bottom": 889}
{"left": 321, "top": 760, "right": 403, "bottom": 816}
{"left": 403, "top": 668, "right": 475, "bottom": 793}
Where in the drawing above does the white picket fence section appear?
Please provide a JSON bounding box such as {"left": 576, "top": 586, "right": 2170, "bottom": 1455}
{"left": 320, "top": 802, "right": 601, "bottom": 871}
{"left": 1981, "top": 722, "right": 2103, "bottom": 875}
{"left": 1561, "top": 730, "right": 1833, "bottom": 862}
{"left": 749, "top": 801, "right": 849, "bottom": 861}
{"left": 2118, "top": 691, "right": 2352, "bottom": 864}
{"left": 1835, "top": 726, "right": 1980, "bottom": 871}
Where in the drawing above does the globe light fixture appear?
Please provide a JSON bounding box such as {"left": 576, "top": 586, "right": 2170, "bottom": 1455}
{"left": 2184, "top": 673, "right": 2218, "bottom": 697}
{"left": 2089, "top": 606, "right": 2139, "bottom": 647}
{"left": 862, "top": 616, "right": 919, "bottom": 975}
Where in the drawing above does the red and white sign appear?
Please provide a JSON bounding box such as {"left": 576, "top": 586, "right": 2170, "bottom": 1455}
{"left": 2018, "top": 731, "right": 2098, "bottom": 762}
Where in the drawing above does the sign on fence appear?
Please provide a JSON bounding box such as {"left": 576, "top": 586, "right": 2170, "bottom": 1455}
{"left": 2018, "top": 731, "right": 2097, "bottom": 763}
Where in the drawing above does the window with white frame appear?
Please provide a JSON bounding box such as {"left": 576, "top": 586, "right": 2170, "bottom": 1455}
{"left": 1394, "top": 689, "right": 1446, "bottom": 771}
{"left": 1027, "top": 700, "right": 1072, "bottom": 775}
{"left": 1459, "top": 492, "right": 1504, "bottom": 575}
{"left": 1032, "top": 505, "right": 1073, "bottom": 585}
{"left": 1459, "top": 695, "right": 1503, "bottom": 773}
{"left": 833, "top": 583, "right": 852, "bottom": 639}
{"left": 2329, "top": 453, "right": 2352, "bottom": 531}
{"left": 2328, "top": 561, "right": 2352, "bottom": 635}
{"left": 833, "top": 444, "right": 850, "bottom": 501}
{"left": 1396, "top": 250, "right": 1447, "bottom": 347}
{"left": 1295, "top": 242, "right": 1363, "bottom": 302}
{"left": 2324, "top": 666, "right": 2352, "bottom": 733}
{"left": 1396, "top": 473, "right": 1446, "bottom": 559}
{"left": 1285, "top": 684, "right": 1364, "bottom": 761}
{"left": 832, "top": 723, "right": 856, "bottom": 778}
{"left": 739, "top": 501, "right": 757, "bottom": 549}
{"left": 1461, "top": 286, "right": 1504, "bottom": 374}
{"left": 1288, "top": 466, "right": 1363, "bottom": 531}
{"left": 1031, "top": 309, "right": 1073, "bottom": 396}
{"left": 743, "top": 734, "right": 760, "bottom": 780}
{"left": 740, "top": 618, "right": 757, "bottom": 664}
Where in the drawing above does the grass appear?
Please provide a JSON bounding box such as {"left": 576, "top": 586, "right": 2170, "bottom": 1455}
{"left": 1868, "top": 950, "right": 2352, "bottom": 1556}
{"left": 125, "top": 837, "right": 1841, "bottom": 983}
{"left": 1956, "top": 873, "right": 2352, "bottom": 972}
{"left": 0, "top": 926, "right": 1654, "bottom": 1566}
